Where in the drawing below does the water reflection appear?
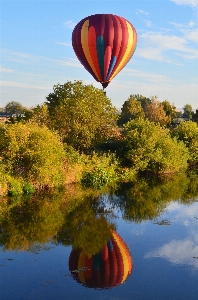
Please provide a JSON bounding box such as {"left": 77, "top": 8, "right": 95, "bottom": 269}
{"left": 112, "top": 172, "right": 198, "bottom": 223}
{"left": 0, "top": 172, "right": 198, "bottom": 252}
{"left": 69, "top": 230, "right": 132, "bottom": 289}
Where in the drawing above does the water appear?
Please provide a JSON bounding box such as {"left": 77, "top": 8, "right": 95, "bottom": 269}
{"left": 1, "top": 172, "right": 198, "bottom": 299}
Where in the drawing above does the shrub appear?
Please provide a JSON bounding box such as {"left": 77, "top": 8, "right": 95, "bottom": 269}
{"left": 0, "top": 123, "right": 66, "bottom": 188}
{"left": 172, "top": 121, "right": 198, "bottom": 163}
{"left": 81, "top": 152, "right": 119, "bottom": 188}
{"left": 123, "top": 118, "right": 188, "bottom": 173}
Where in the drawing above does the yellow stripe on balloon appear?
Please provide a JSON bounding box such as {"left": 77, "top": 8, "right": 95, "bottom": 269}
{"left": 112, "top": 231, "right": 130, "bottom": 283}
{"left": 109, "top": 21, "right": 134, "bottom": 82}
{"left": 81, "top": 20, "right": 101, "bottom": 81}
{"left": 78, "top": 253, "right": 86, "bottom": 284}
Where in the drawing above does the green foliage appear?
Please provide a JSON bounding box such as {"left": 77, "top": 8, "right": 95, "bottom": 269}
{"left": 4, "top": 101, "right": 26, "bottom": 116}
{"left": 22, "top": 182, "right": 35, "bottom": 195}
{"left": 45, "top": 81, "right": 118, "bottom": 152}
{"left": 22, "top": 103, "right": 50, "bottom": 126}
{"left": 118, "top": 96, "right": 144, "bottom": 126}
{"left": 172, "top": 121, "right": 198, "bottom": 163}
{"left": 81, "top": 152, "right": 119, "bottom": 188}
{"left": 7, "top": 176, "right": 23, "bottom": 197}
{"left": 0, "top": 123, "right": 66, "bottom": 188}
{"left": 161, "top": 100, "right": 177, "bottom": 125}
{"left": 81, "top": 167, "right": 115, "bottom": 188}
{"left": 129, "top": 94, "right": 151, "bottom": 110}
{"left": 64, "top": 144, "right": 82, "bottom": 164}
{"left": 123, "top": 118, "right": 188, "bottom": 173}
{"left": 114, "top": 172, "right": 192, "bottom": 223}
{"left": 183, "top": 104, "right": 193, "bottom": 119}
{"left": 0, "top": 163, "right": 8, "bottom": 195}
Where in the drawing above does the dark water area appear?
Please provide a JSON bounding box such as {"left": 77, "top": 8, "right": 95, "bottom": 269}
{"left": 1, "top": 171, "right": 198, "bottom": 300}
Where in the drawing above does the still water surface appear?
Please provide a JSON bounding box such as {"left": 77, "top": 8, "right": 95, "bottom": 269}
{"left": 1, "top": 172, "right": 198, "bottom": 299}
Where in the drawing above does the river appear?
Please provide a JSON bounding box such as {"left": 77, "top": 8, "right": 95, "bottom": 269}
{"left": 1, "top": 171, "right": 198, "bottom": 299}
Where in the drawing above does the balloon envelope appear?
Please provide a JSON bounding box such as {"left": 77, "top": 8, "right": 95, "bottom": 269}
{"left": 72, "top": 14, "right": 137, "bottom": 88}
{"left": 69, "top": 230, "right": 133, "bottom": 289}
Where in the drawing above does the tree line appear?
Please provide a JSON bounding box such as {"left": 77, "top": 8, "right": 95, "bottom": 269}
{"left": 0, "top": 80, "right": 198, "bottom": 196}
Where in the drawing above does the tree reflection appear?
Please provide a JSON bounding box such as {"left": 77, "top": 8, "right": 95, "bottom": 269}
{"left": 0, "top": 172, "right": 198, "bottom": 251}
{"left": 112, "top": 172, "right": 198, "bottom": 223}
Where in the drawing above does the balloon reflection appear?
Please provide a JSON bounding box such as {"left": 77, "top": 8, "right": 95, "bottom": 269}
{"left": 69, "top": 230, "right": 132, "bottom": 289}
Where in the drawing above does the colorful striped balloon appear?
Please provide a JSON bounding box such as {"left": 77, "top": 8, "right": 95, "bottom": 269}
{"left": 69, "top": 230, "right": 133, "bottom": 289}
{"left": 72, "top": 14, "right": 137, "bottom": 89}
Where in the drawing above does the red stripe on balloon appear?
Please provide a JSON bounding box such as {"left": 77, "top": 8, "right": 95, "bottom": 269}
{"left": 111, "top": 15, "right": 122, "bottom": 59}
{"left": 101, "top": 256, "right": 110, "bottom": 287}
{"left": 88, "top": 26, "right": 102, "bottom": 81}
{"left": 69, "top": 249, "right": 80, "bottom": 272}
{"left": 108, "top": 248, "right": 118, "bottom": 287}
{"left": 111, "top": 236, "right": 124, "bottom": 285}
{"left": 90, "top": 14, "right": 105, "bottom": 38}
{"left": 109, "top": 16, "right": 129, "bottom": 77}
{"left": 101, "top": 243, "right": 109, "bottom": 261}
{"left": 84, "top": 256, "right": 93, "bottom": 280}
{"left": 73, "top": 17, "right": 99, "bottom": 81}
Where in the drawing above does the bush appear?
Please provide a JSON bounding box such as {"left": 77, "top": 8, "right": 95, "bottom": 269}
{"left": 172, "top": 121, "right": 198, "bottom": 163}
{"left": 0, "top": 123, "right": 66, "bottom": 188}
{"left": 7, "top": 176, "right": 23, "bottom": 197}
{"left": 123, "top": 118, "right": 188, "bottom": 173}
{"left": 81, "top": 152, "right": 119, "bottom": 188}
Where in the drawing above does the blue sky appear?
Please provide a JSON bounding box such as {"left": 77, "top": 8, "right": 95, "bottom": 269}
{"left": 1, "top": 0, "right": 198, "bottom": 109}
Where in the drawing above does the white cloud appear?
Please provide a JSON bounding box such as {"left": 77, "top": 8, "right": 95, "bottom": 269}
{"left": 136, "top": 9, "right": 149, "bottom": 16}
{"left": 138, "top": 32, "right": 198, "bottom": 61}
{"left": 1, "top": 48, "right": 82, "bottom": 68}
{"left": 136, "top": 9, "right": 151, "bottom": 27}
{"left": 0, "top": 66, "right": 14, "bottom": 73}
{"left": 145, "top": 239, "right": 198, "bottom": 269}
{"left": 184, "top": 28, "right": 198, "bottom": 43}
{"left": 64, "top": 20, "right": 75, "bottom": 29}
{"left": 171, "top": 0, "right": 198, "bottom": 6}
{"left": 145, "top": 20, "right": 152, "bottom": 27}
{"left": 55, "top": 42, "right": 72, "bottom": 47}
{"left": 123, "top": 68, "right": 170, "bottom": 83}
{"left": 189, "top": 21, "right": 196, "bottom": 27}
{"left": 0, "top": 81, "right": 50, "bottom": 90}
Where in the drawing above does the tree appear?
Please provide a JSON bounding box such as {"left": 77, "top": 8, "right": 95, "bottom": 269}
{"left": 45, "top": 81, "right": 118, "bottom": 151}
{"left": 123, "top": 118, "right": 188, "bottom": 173}
{"left": 161, "top": 100, "right": 178, "bottom": 119}
{"left": 0, "top": 123, "right": 66, "bottom": 187}
{"left": 172, "top": 121, "right": 198, "bottom": 163}
{"left": 4, "top": 101, "right": 26, "bottom": 116}
{"left": 183, "top": 104, "right": 193, "bottom": 119}
{"left": 144, "top": 96, "right": 171, "bottom": 126}
{"left": 192, "top": 109, "right": 198, "bottom": 123}
{"left": 129, "top": 94, "right": 151, "bottom": 110}
{"left": 118, "top": 96, "right": 145, "bottom": 126}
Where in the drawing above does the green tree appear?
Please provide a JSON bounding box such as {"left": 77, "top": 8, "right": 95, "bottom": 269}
{"left": 129, "top": 94, "right": 151, "bottom": 110}
{"left": 192, "top": 109, "right": 198, "bottom": 123}
{"left": 23, "top": 103, "right": 50, "bottom": 126}
{"left": 118, "top": 96, "right": 144, "bottom": 126}
{"left": 183, "top": 104, "right": 193, "bottom": 119}
{"left": 144, "top": 96, "right": 170, "bottom": 126}
{"left": 161, "top": 100, "right": 178, "bottom": 124}
{"left": 45, "top": 81, "right": 118, "bottom": 152}
{"left": 172, "top": 121, "right": 198, "bottom": 163}
{"left": 123, "top": 118, "right": 188, "bottom": 173}
{"left": 5, "top": 101, "right": 26, "bottom": 116}
{"left": 0, "top": 123, "right": 66, "bottom": 188}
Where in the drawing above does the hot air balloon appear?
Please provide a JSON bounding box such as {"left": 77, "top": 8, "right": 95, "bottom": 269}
{"left": 72, "top": 14, "right": 137, "bottom": 89}
{"left": 69, "top": 230, "right": 133, "bottom": 289}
